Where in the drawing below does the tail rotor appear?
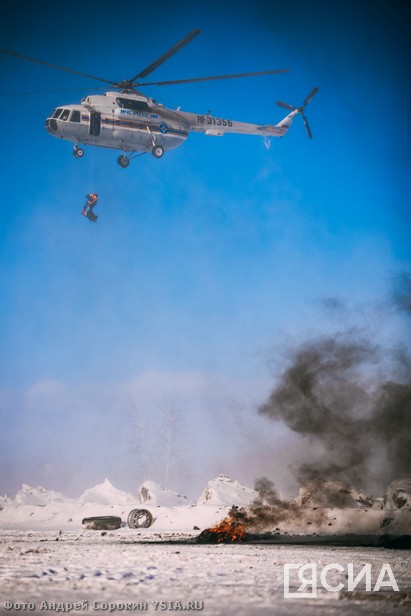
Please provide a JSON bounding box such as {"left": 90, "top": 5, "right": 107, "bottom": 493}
{"left": 277, "top": 87, "right": 318, "bottom": 139}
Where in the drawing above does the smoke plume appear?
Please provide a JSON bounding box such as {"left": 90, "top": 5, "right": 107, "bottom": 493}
{"left": 224, "top": 476, "right": 329, "bottom": 531}
{"left": 258, "top": 280, "right": 411, "bottom": 491}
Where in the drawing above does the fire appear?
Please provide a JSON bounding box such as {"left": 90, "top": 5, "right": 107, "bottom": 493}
{"left": 208, "top": 516, "right": 247, "bottom": 543}
{"left": 196, "top": 506, "right": 250, "bottom": 543}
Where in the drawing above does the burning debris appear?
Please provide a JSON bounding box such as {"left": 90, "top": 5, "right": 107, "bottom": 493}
{"left": 196, "top": 477, "right": 327, "bottom": 543}
{"left": 197, "top": 477, "right": 331, "bottom": 540}
{"left": 196, "top": 476, "right": 411, "bottom": 546}
{"left": 197, "top": 511, "right": 248, "bottom": 543}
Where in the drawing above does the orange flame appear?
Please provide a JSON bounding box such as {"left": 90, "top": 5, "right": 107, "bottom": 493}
{"left": 209, "top": 516, "right": 247, "bottom": 543}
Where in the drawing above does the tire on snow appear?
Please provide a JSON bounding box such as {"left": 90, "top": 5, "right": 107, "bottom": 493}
{"left": 127, "top": 508, "right": 154, "bottom": 529}
{"left": 82, "top": 516, "right": 122, "bottom": 530}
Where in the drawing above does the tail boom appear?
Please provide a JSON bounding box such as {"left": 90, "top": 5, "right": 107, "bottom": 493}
{"left": 180, "top": 87, "right": 317, "bottom": 140}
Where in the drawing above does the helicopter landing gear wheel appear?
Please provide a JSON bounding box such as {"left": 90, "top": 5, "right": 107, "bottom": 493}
{"left": 73, "top": 145, "right": 85, "bottom": 159}
{"left": 151, "top": 145, "right": 164, "bottom": 159}
{"left": 117, "top": 155, "right": 130, "bottom": 168}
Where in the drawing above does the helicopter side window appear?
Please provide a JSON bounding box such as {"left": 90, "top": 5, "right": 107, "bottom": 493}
{"left": 116, "top": 97, "right": 151, "bottom": 112}
{"left": 52, "top": 108, "right": 63, "bottom": 118}
{"left": 60, "top": 109, "right": 70, "bottom": 121}
{"left": 69, "top": 110, "right": 81, "bottom": 123}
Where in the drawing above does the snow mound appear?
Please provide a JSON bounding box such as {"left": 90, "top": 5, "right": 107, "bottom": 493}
{"left": 78, "top": 478, "right": 136, "bottom": 505}
{"left": 14, "top": 484, "right": 71, "bottom": 506}
{"left": 296, "top": 479, "right": 375, "bottom": 508}
{"left": 384, "top": 478, "right": 411, "bottom": 511}
{"left": 197, "top": 475, "right": 257, "bottom": 506}
{"left": 0, "top": 494, "right": 11, "bottom": 510}
{"left": 138, "top": 481, "right": 193, "bottom": 507}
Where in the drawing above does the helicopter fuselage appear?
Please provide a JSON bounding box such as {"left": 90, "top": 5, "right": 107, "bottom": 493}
{"left": 45, "top": 90, "right": 295, "bottom": 165}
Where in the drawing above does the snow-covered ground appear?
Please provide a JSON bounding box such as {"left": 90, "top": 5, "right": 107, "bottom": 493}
{"left": 1, "top": 530, "right": 410, "bottom": 615}
{"left": 1, "top": 476, "right": 410, "bottom": 615}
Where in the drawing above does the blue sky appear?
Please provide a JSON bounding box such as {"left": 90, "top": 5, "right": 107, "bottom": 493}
{"left": 0, "top": 0, "right": 409, "bottom": 499}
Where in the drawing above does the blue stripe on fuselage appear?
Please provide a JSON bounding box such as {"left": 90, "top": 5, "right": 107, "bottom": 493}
{"left": 101, "top": 116, "right": 188, "bottom": 138}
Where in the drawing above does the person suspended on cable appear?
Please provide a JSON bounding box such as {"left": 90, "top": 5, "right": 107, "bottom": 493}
{"left": 82, "top": 193, "right": 98, "bottom": 222}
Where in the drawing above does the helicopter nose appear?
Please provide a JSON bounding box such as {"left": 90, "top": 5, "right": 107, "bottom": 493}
{"left": 45, "top": 117, "right": 58, "bottom": 133}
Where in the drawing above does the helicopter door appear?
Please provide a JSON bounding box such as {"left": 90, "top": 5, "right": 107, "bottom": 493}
{"left": 89, "top": 111, "right": 101, "bottom": 136}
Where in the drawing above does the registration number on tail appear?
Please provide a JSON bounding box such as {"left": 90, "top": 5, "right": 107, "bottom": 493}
{"left": 197, "top": 115, "right": 233, "bottom": 127}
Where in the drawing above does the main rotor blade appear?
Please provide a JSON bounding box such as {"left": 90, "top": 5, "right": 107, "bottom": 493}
{"left": 130, "top": 29, "right": 202, "bottom": 82}
{"left": 137, "top": 68, "right": 290, "bottom": 87}
{"left": 0, "top": 86, "right": 111, "bottom": 96}
{"left": 0, "top": 48, "right": 116, "bottom": 86}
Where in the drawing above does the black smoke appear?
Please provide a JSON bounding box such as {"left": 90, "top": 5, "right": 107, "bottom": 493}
{"left": 226, "top": 476, "right": 328, "bottom": 531}
{"left": 258, "top": 280, "right": 411, "bottom": 491}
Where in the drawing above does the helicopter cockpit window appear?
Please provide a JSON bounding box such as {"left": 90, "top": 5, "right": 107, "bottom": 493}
{"left": 69, "top": 110, "right": 81, "bottom": 123}
{"left": 60, "top": 109, "right": 70, "bottom": 121}
{"left": 52, "top": 108, "right": 63, "bottom": 118}
{"left": 116, "top": 97, "right": 151, "bottom": 112}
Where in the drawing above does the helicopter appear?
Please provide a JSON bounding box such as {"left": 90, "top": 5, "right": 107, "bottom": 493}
{"left": 0, "top": 30, "right": 318, "bottom": 168}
